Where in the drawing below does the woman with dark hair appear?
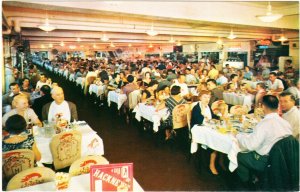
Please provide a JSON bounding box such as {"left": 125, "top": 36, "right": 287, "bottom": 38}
{"left": 2, "top": 114, "right": 41, "bottom": 161}
{"left": 20, "top": 78, "right": 34, "bottom": 93}
{"left": 141, "top": 80, "right": 158, "bottom": 103}
{"left": 142, "top": 72, "right": 152, "bottom": 88}
{"left": 157, "top": 85, "right": 187, "bottom": 140}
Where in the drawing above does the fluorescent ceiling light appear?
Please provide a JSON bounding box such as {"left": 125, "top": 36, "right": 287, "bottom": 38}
{"left": 256, "top": 2, "right": 283, "bottom": 22}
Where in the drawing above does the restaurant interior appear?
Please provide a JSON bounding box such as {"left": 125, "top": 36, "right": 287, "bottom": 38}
{"left": 2, "top": 0, "right": 299, "bottom": 191}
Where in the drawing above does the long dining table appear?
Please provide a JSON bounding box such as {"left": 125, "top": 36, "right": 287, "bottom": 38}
{"left": 133, "top": 103, "right": 169, "bottom": 132}
{"left": 107, "top": 90, "right": 127, "bottom": 110}
{"left": 33, "top": 121, "right": 104, "bottom": 164}
{"left": 190, "top": 116, "right": 257, "bottom": 172}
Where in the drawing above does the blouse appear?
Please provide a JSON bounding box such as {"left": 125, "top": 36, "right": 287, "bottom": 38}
{"left": 2, "top": 108, "right": 39, "bottom": 127}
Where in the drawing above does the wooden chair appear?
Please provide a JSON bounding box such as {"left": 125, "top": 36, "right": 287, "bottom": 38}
{"left": 50, "top": 130, "right": 82, "bottom": 170}
{"left": 128, "top": 90, "right": 141, "bottom": 110}
{"left": 2, "top": 149, "right": 35, "bottom": 180}
{"left": 172, "top": 104, "right": 191, "bottom": 152}
{"left": 172, "top": 104, "right": 190, "bottom": 130}
{"left": 6, "top": 167, "right": 55, "bottom": 191}
{"left": 69, "top": 155, "right": 109, "bottom": 176}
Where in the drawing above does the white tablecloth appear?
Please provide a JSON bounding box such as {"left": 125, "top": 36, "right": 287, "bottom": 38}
{"left": 33, "top": 122, "right": 104, "bottom": 164}
{"left": 223, "top": 92, "right": 254, "bottom": 109}
{"left": 241, "top": 80, "right": 263, "bottom": 89}
{"left": 89, "top": 84, "right": 106, "bottom": 97}
{"left": 133, "top": 103, "right": 169, "bottom": 132}
{"left": 190, "top": 125, "right": 241, "bottom": 172}
{"left": 107, "top": 91, "right": 127, "bottom": 110}
{"left": 14, "top": 173, "right": 144, "bottom": 192}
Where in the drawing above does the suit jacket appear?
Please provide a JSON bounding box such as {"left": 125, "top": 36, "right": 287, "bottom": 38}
{"left": 41, "top": 101, "right": 78, "bottom": 121}
{"left": 267, "top": 135, "right": 299, "bottom": 190}
{"left": 32, "top": 94, "right": 54, "bottom": 120}
{"left": 209, "top": 87, "right": 223, "bottom": 106}
{"left": 191, "top": 103, "right": 217, "bottom": 128}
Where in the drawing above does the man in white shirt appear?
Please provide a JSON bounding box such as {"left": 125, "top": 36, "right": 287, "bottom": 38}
{"left": 236, "top": 95, "right": 292, "bottom": 183}
{"left": 266, "top": 72, "right": 284, "bottom": 94}
{"left": 42, "top": 86, "right": 78, "bottom": 122}
{"left": 216, "top": 71, "right": 228, "bottom": 85}
{"left": 279, "top": 92, "right": 300, "bottom": 139}
{"left": 35, "top": 74, "right": 49, "bottom": 91}
{"left": 171, "top": 74, "right": 189, "bottom": 97}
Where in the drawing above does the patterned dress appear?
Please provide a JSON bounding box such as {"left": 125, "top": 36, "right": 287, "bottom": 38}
{"left": 162, "top": 96, "right": 187, "bottom": 129}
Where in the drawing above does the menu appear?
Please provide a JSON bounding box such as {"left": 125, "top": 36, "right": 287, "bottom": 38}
{"left": 90, "top": 163, "right": 133, "bottom": 192}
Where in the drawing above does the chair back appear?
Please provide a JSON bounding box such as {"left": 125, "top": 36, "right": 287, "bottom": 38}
{"left": 2, "top": 149, "right": 35, "bottom": 180}
{"left": 128, "top": 90, "right": 141, "bottom": 109}
{"left": 50, "top": 130, "right": 82, "bottom": 170}
{"left": 229, "top": 105, "right": 249, "bottom": 116}
{"left": 69, "top": 155, "right": 109, "bottom": 176}
{"left": 267, "top": 135, "right": 299, "bottom": 191}
{"left": 6, "top": 167, "right": 55, "bottom": 191}
{"left": 172, "top": 104, "right": 190, "bottom": 129}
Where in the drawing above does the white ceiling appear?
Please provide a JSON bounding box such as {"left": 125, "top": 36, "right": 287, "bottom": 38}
{"left": 2, "top": 0, "right": 299, "bottom": 51}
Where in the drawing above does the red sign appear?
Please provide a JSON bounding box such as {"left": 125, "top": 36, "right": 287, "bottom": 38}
{"left": 90, "top": 163, "right": 133, "bottom": 192}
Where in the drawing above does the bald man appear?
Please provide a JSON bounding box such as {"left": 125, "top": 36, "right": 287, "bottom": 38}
{"left": 42, "top": 86, "right": 78, "bottom": 122}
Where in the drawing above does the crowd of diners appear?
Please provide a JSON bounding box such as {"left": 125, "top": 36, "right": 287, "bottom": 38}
{"left": 2, "top": 55, "right": 299, "bottom": 190}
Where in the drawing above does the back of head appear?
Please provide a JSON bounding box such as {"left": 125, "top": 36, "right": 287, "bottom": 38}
{"left": 171, "top": 85, "right": 181, "bottom": 96}
{"left": 41, "top": 85, "right": 51, "bottom": 95}
{"left": 127, "top": 75, "right": 134, "bottom": 83}
{"left": 262, "top": 95, "right": 279, "bottom": 111}
{"left": 5, "top": 114, "right": 27, "bottom": 134}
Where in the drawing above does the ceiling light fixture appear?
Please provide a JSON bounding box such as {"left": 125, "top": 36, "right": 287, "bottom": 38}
{"left": 148, "top": 43, "right": 153, "bottom": 48}
{"left": 146, "top": 23, "right": 158, "bottom": 36}
{"left": 227, "top": 29, "right": 237, "bottom": 40}
{"left": 128, "top": 43, "right": 132, "bottom": 47}
{"left": 109, "top": 42, "right": 115, "bottom": 48}
{"left": 101, "top": 33, "right": 109, "bottom": 42}
{"left": 48, "top": 43, "right": 53, "bottom": 48}
{"left": 256, "top": 2, "right": 283, "bottom": 22}
{"left": 76, "top": 38, "right": 81, "bottom": 42}
{"left": 38, "top": 17, "right": 56, "bottom": 32}
{"left": 169, "top": 36, "right": 175, "bottom": 43}
{"left": 60, "top": 42, "right": 65, "bottom": 46}
{"left": 278, "top": 35, "right": 288, "bottom": 41}
{"left": 69, "top": 45, "right": 76, "bottom": 49}
{"left": 216, "top": 37, "right": 223, "bottom": 45}
{"left": 93, "top": 44, "right": 97, "bottom": 48}
{"left": 176, "top": 41, "right": 182, "bottom": 46}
